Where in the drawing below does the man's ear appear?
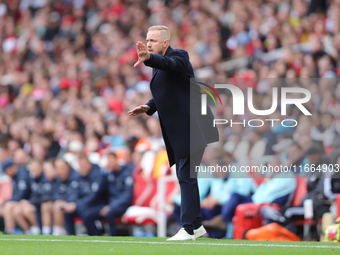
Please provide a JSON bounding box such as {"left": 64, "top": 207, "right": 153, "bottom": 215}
{"left": 164, "top": 39, "right": 169, "bottom": 48}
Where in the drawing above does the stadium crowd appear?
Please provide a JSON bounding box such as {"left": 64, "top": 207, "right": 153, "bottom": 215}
{"left": 0, "top": 0, "right": 340, "bottom": 239}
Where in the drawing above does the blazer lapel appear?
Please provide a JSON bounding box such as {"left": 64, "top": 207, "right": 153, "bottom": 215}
{"left": 149, "top": 46, "right": 172, "bottom": 86}
{"left": 150, "top": 68, "right": 158, "bottom": 87}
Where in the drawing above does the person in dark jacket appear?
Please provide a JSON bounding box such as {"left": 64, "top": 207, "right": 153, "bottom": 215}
{"left": 1, "top": 158, "right": 31, "bottom": 234}
{"left": 16, "top": 159, "right": 45, "bottom": 235}
{"left": 283, "top": 144, "right": 332, "bottom": 225}
{"left": 300, "top": 144, "right": 330, "bottom": 220}
{"left": 40, "top": 159, "right": 57, "bottom": 235}
{"left": 82, "top": 152, "right": 133, "bottom": 236}
{"left": 62, "top": 155, "right": 105, "bottom": 235}
{"left": 129, "top": 25, "right": 218, "bottom": 240}
{"left": 318, "top": 151, "right": 340, "bottom": 210}
{"left": 52, "top": 158, "right": 80, "bottom": 236}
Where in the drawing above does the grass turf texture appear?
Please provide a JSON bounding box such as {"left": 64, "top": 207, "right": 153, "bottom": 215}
{"left": 0, "top": 234, "right": 339, "bottom": 255}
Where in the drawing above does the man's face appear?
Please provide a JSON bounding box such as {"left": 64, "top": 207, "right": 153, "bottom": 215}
{"left": 14, "top": 149, "right": 28, "bottom": 165}
{"left": 29, "top": 161, "right": 43, "bottom": 178}
{"left": 43, "top": 162, "right": 56, "bottom": 181}
{"left": 78, "top": 158, "right": 92, "bottom": 177}
{"left": 146, "top": 30, "right": 167, "bottom": 55}
{"left": 55, "top": 160, "right": 70, "bottom": 181}
{"left": 106, "top": 154, "right": 118, "bottom": 171}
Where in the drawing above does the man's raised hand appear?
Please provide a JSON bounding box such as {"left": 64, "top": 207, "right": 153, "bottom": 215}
{"left": 134, "top": 41, "right": 150, "bottom": 67}
{"left": 128, "top": 105, "right": 150, "bottom": 116}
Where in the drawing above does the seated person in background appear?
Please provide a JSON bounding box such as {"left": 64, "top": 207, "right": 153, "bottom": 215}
{"left": 172, "top": 177, "right": 224, "bottom": 235}
{"left": 281, "top": 142, "right": 309, "bottom": 175}
{"left": 40, "top": 159, "right": 57, "bottom": 235}
{"left": 172, "top": 167, "right": 257, "bottom": 235}
{"left": 233, "top": 130, "right": 266, "bottom": 163}
{"left": 82, "top": 152, "right": 134, "bottom": 236}
{"left": 62, "top": 155, "right": 105, "bottom": 235}
{"left": 203, "top": 157, "right": 296, "bottom": 231}
{"left": 1, "top": 159, "right": 31, "bottom": 234}
{"left": 285, "top": 144, "right": 331, "bottom": 222}
{"left": 52, "top": 159, "right": 80, "bottom": 236}
{"left": 325, "top": 151, "right": 340, "bottom": 200}
{"left": 15, "top": 159, "right": 45, "bottom": 235}
{"left": 200, "top": 166, "right": 257, "bottom": 217}
{"left": 303, "top": 148, "right": 339, "bottom": 220}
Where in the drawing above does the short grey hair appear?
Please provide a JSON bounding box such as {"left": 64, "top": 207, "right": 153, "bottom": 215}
{"left": 148, "top": 25, "right": 170, "bottom": 40}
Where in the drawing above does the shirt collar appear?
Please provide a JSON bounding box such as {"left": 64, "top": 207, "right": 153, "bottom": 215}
{"left": 164, "top": 46, "right": 173, "bottom": 56}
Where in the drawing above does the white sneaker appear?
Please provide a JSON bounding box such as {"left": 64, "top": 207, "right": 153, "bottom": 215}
{"left": 194, "top": 226, "right": 207, "bottom": 238}
{"left": 167, "top": 228, "right": 195, "bottom": 241}
{"left": 30, "top": 226, "right": 41, "bottom": 235}
{"left": 52, "top": 226, "right": 67, "bottom": 236}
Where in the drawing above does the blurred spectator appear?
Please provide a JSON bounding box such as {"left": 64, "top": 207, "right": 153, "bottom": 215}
{"left": 203, "top": 158, "right": 296, "bottom": 231}
{"left": 82, "top": 152, "right": 133, "bottom": 236}
{"left": 16, "top": 159, "right": 44, "bottom": 235}
{"left": 62, "top": 155, "right": 104, "bottom": 235}
{"left": 173, "top": 166, "right": 257, "bottom": 237}
{"left": 40, "top": 159, "right": 57, "bottom": 235}
{"left": 299, "top": 144, "right": 331, "bottom": 220}
{"left": 284, "top": 144, "right": 335, "bottom": 223}
{"left": 13, "top": 148, "right": 29, "bottom": 166}
{"left": 1, "top": 159, "right": 30, "bottom": 234}
{"left": 282, "top": 142, "right": 309, "bottom": 174}
{"left": 52, "top": 159, "right": 79, "bottom": 236}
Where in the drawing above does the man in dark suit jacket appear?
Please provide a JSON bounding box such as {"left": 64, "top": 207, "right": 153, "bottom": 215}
{"left": 129, "top": 25, "right": 218, "bottom": 240}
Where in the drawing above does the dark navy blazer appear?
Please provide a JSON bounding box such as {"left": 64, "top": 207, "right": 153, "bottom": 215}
{"left": 144, "top": 46, "right": 218, "bottom": 166}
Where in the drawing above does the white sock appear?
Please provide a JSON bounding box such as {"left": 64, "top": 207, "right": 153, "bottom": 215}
{"left": 30, "top": 225, "right": 41, "bottom": 235}
{"left": 52, "top": 226, "right": 67, "bottom": 236}
{"left": 42, "top": 226, "right": 51, "bottom": 235}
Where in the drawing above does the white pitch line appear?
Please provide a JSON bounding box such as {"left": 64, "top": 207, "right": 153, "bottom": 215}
{"left": 0, "top": 238, "right": 339, "bottom": 249}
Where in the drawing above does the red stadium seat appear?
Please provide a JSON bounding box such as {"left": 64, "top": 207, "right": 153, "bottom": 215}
{"left": 292, "top": 177, "right": 308, "bottom": 207}
{"left": 232, "top": 203, "right": 262, "bottom": 239}
{"left": 232, "top": 175, "right": 306, "bottom": 239}
{"left": 120, "top": 166, "right": 179, "bottom": 226}
{"left": 0, "top": 175, "right": 12, "bottom": 204}
{"left": 232, "top": 203, "right": 281, "bottom": 239}
{"left": 232, "top": 176, "right": 338, "bottom": 241}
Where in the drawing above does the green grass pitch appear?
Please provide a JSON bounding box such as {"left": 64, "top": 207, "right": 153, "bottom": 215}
{"left": 0, "top": 234, "right": 339, "bottom": 255}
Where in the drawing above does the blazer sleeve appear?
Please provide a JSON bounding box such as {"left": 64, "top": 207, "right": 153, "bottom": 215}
{"left": 144, "top": 49, "right": 190, "bottom": 73}
{"left": 145, "top": 98, "right": 157, "bottom": 116}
